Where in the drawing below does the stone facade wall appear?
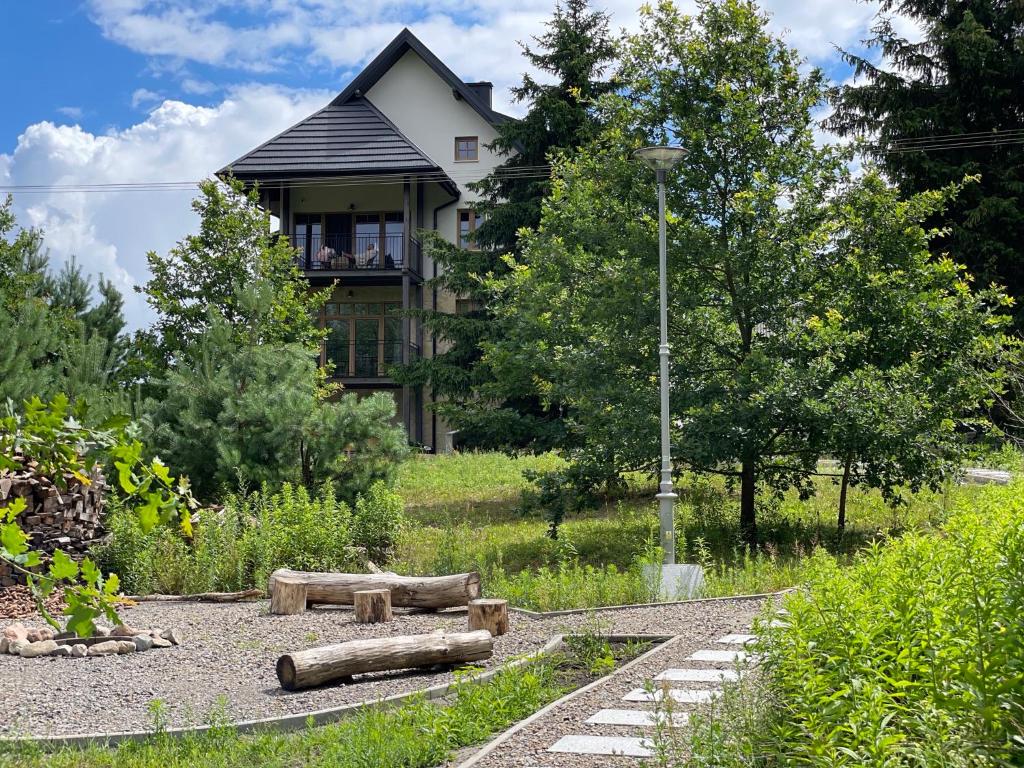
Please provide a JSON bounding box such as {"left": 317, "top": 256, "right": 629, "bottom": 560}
{"left": 0, "top": 458, "right": 107, "bottom": 587}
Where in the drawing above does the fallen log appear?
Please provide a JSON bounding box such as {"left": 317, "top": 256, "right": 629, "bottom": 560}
{"left": 276, "top": 630, "right": 493, "bottom": 691}
{"left": 125, "top": 589, "right": 264, "bottom": 603}
{"left": 268, "top": 569, "right": 481, "bottom": 612}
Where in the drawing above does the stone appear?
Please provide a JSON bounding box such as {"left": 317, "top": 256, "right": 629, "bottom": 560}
{"left": 0, "top": 638, "right": 7, "bottom": 654}
{"left": 48, "top": 645, "right": 72, "bottom": 657}
{"left": 149, "top": 636, "right": 173, "bottom": 649}
{"left": 2, "top": 623, "right": 28, "bottom": 642}
{"left": 548, "top": 735, "right": 653, "bottom": 757}
{"left": 25, "top": 628, "right": 41, "bottom": 643}
{"left": 115, "top": 640, "right": 136, "bottom": 654}
{"left": 133, "top": 635, "right": 154, "bottom": 652}
{"left": 7, "top": 639, "right": 29, "bottom": 655}
{"left": 688, "top": 649, "right": 747, "bottom": 663}
{"left": 717, "top": 633, "right": 756, "bottom": 645}
{"left": 654, "top": 668, "right": 740, "bottom": 682}
{"left": 585, "top": 709, "right": 689, "bottom": 727}
{"left": 87, "top": 640, "right": 121, "bottom": 656}
{"left": 160, "top": 628, "right": 183, "bottom": 646}
{"left": 643, "top": 563, "right": 705, "bottom": 600}
{"left": 623, "top": 688, "right": 720, "bottom": 704}
{"left": 19, "top": 640, "right": 58, "bottom": 658}
{"left": 93, "top": 625, "right": 111, "bottom": 637}
{"left": 110, "top": 624, "right": 140, "bottom": 638}
{"left": 71, "top": 644, "right": 88, "bottom": 657}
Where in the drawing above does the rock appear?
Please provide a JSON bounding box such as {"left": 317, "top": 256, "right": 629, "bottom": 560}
{"left": 110, "top": 624, "right": 140, "bottom": 638}
{"left": 2, "top": 623, "right": 28, "bottom": 642}
{"left": 160, "top": 628, "right": 183, "bottom": 646}
{"left": 25, "top": 628, "right": 41, "bottom": 643}
{"left": 37, "top": 627, "right": 54, "bottom": 642}
{"left": 19, "top": 640, "right": 58, "bottom": 658}
{"left": 115, "top": 640, "right": 136, "bottom": 654}
{"left": 133, "top": 635, "right": 154, "bottom": 652}
{"left": 93, "top": 625, "right": 111, "bottom": 637}
{"left": 71, "top": 644, "right": 88, "bottom": 657}
{"left": 7, "top": 639, "right": 29, "bottom": 656}
{"left": 149, "top": 636, "right": 172, "bottom": 649}
{"left": 48, "top": 645, "right": 71, "bottom": 657}
{"left": 87, "top": 640, "right": 121, "bottom": 656}
{"left": 0, "top": 638, "right": 8, "bottom": 654}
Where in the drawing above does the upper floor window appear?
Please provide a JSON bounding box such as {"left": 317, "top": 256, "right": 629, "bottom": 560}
{"left": 458, "top": 208, "right": 480, "bottom": 249}
{"left": 455, "top": 136, "right": 479, "bottom": 162}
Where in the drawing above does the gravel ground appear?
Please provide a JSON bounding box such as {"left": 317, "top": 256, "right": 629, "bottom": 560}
{"left": 0, "top": 596, "right": 766, "bottom": 740}
{"left": 463, "top": 598, "right": 768, "bottom": 768}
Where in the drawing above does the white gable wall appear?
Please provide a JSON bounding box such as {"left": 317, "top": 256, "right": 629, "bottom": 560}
{"left": 366, "top": 50, "right": 504, "bottom": 244}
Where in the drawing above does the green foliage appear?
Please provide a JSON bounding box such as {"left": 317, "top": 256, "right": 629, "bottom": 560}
{"left": 490, "top": 0, "right": 1010, "bottom": 544}
{"left": 148, "top": 281, "right": 408, "bottom": 502}
{"left": 829, "top": 0, "right": 1024, "bottom": 331}
{"left": 0, "top": 395, "right": 197, "bottom": 635}
{"left": 97, "top": 482, "right": 406, "bottom": 594}
{"left": 397, "top": 0, "right": 615, "bottom": 451}
{"left": 678, "top": 483, "right": 1024, "bottom": 766}
{"left": 139, "top": 177, "right": 325, "bottom": 375}
{"left": 0, "top": 658, "right": 568, "bottom": 768}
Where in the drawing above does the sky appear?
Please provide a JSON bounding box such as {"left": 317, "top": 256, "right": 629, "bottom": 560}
{"left": 0, "top": 0, "right": 907, "bottom": 329}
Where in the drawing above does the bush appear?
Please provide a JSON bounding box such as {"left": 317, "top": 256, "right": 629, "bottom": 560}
{"left": 96, "top": 482, "right": 406, "bottom": 594}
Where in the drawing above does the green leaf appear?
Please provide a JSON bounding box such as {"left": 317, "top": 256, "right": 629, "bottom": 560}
{"left": 49, "top": 549, "right": 79, "bottom": 581}
{"left": 0, "top": 522, "right": 29, "bottom": 557}
{"left": 65, "top": 606, "right": 99, "bottom": 639}
{"left": 3, "top": 497, "right": 27, "bottom": 522}
{"left": 115, "top": 461, "right": 138, "bottom": 494}
{"left": 80, "top": 558, "right": 101, "bottom": 587}
{"left": 103, "top": 572, "right": 121, "bottom": 596}
{"left": 136, "top": 494, "right": 160, "bottom": 532}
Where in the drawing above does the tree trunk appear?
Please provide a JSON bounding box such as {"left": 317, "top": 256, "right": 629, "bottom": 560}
{"left": 354, "top": 589, "right": 393, "bottom": 624}
{"left": 269, "top": 576, "right": 308, "bottom": 616}
{"left": 739, "top": 460, "right": 758, "bottom": 549}
{"left": 268, "top": 569, "right": 481, "bottom": 611}
{"left": 276, "top": 630, "right": 494, "bottom": 691}
{"left": 467, "top": 598, "right": 509, "bottom": 636}
{"left": 838, "top": 454, "right": 853, "bottom": 535}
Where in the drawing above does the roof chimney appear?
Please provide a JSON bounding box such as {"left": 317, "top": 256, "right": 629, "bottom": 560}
{"left": 465, "top": 81, "right": 493, "bottom": 109}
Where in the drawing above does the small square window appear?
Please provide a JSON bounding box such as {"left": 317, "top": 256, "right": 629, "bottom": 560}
{"left": 455, "top": 136, "right": 478, "bottom": 162}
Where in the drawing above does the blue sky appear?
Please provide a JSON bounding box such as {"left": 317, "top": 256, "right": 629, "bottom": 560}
{"left": 0, "top": 0, "right": 901, "bottom": 328}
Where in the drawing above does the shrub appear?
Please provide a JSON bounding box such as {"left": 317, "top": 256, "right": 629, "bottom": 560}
{"left": 350, "top": 481, "right": 406, "bottom": 564}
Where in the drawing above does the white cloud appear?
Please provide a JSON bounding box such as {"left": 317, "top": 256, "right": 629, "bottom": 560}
{"left": 1, "top": 85, "right": 330, "bottom": 329}
{"left": 56, "top": 106, "right": 84, "bottom": 120}
{"left": 130, "top": 87, "right": 162, "bottom": 109}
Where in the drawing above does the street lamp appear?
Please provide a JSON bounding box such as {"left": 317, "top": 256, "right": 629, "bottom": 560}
{"left": 633, "top": 145, "right": 687, "bottom": 565}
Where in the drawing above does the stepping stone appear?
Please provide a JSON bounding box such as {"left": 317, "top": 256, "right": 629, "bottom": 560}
{"left": 548, "top": 734, "right": 652, "bottom": 757}
{"left": 689, "top": 649, "right": 747, "bottom": 663}
{"left": 624, "top": 688, "right": 720, "bottom": 704}
{"left": 717, "top": 633, "right": 756, "bottom": 645}
{"left": 587, "top": 708, "right": 689, "bottom": 727}
{"left": 654, "top": 667, "right": 740, "bottom": 682}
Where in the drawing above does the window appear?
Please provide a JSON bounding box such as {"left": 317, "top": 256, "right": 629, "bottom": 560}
{"left": 321, "top": 301, "right": 404, "bottom": 377}
{"left": 456, "top": 298, "right": 483, "bottom": 315}
{"left": 455, "top": 136, "right": 478, "bottom": 162}
{"left": 458, "top": 208, "right": 480, "bottom": 249}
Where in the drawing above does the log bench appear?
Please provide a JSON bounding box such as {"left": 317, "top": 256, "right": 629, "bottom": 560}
{"left": 276, "top": 630, "right": 494, "bottom": 690}
{"left": 267, "top": 569, "right": 481, "bottom": 614}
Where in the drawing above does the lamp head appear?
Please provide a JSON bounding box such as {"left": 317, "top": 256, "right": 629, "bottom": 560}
{"left": 632, "top": 145, "right": 687, "bottom": 171}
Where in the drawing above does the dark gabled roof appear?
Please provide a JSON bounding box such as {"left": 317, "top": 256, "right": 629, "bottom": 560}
{"left": 332, "top": 28, "right": 510, "bottom": 126}
{"left": 221, "top": 97, "right": 438, "bottom": 178}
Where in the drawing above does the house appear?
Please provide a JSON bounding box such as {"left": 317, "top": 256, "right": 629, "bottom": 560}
{"left": 221, "top": 29, "right": 511, "bottom": 450}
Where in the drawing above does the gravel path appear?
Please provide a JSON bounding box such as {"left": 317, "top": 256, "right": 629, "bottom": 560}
{"left": 0, "top": 597, "right": 766, "bottom": 740}
{"left": 461, "top": 598, "right": 768, "bottom": 768}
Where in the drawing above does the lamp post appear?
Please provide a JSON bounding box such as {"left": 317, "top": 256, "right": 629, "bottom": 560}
{"left": 633, "top": 145, "right": 687, "bottom": 565}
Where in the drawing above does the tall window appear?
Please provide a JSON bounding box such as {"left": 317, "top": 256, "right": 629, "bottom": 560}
{"left": 455, "top": 136, "right": 478, "bottom": 161}
{"left": 322, "top": 301, "right": 404, "bottom": 377}
{"left": 458, "top": 208, "right": 480, "bottom": 249}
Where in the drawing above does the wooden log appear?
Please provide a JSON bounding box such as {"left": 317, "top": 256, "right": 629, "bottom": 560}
{"left": 269, "top": 576, "right": 308, "bottom": 615}
{"left": 468, "top": 598, "right": 510, "bottom": 636}
{"left": 268, "top": 569, "right": 481, "bottom": 610}
{"left": 276, "top": 630, "right": 493, "bottom": 691}
{"left": 354, "top": 589, "right": 393, "bottom": 623}
{"left": 126, "top": 588, "right": 264, "bottom": 603}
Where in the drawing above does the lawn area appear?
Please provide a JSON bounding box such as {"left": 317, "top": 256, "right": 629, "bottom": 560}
{"left": 392, "top": 452, "right": 991, "bottom": 610}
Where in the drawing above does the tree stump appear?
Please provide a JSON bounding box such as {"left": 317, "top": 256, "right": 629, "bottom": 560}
{"left": 270, "top": 576, "right": 308, "bottom": 615}
{"left": 467, "top": 598, "right": 509, "bottom": 636}
{"left": 354, "top": 589, "right": 393, "bottom": 624}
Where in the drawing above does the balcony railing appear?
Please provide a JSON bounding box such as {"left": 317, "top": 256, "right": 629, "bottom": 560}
{"left": 324, "top": 340, "right": 419, "bottom": 379}
{"left": 290, "top": 233, "right": 416, "bottom": 272}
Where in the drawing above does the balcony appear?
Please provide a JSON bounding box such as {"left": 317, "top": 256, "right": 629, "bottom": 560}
{"left": 289, "top": 233, "right": 422, "bottom": 277}
{"left": 324, "top": 339, "right": 419, "bottom": 383}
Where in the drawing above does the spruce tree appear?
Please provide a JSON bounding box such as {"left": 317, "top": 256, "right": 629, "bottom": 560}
{"left": 398, "top": 0, "right": 615, "bottom": 450}
{"left": 828, "top": 0, "right": 1024, "bottom": 329}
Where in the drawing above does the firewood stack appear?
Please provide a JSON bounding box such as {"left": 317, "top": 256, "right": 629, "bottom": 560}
{"left": 0, "top": 455, "right": 107, "bottom": 587}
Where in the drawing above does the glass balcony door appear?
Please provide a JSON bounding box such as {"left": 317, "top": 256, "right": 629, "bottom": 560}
{"left": 321, "top": 301, "right": 405, "bottom": 377}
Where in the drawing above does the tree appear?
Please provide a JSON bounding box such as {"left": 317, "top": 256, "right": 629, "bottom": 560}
{"left": 397, "top": 0, "right": 615, "bottom": 451}
{"left": 149, "top": 281, "right": 408, "bottom": 502}
{"left": 487, "top": 0, "right": 1010, "bottom": 545}
{"left": 140, "top": 177, "right": 325, "bottom": 373}
{"left": 828, "top": 0, "right": 1024, "bottom": 330}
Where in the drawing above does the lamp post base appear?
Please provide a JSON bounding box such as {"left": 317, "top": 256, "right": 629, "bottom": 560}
{"left": 656, "top": 489, "right": 677, "bottom": 565}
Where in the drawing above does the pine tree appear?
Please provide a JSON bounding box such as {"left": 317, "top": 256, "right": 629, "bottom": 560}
{"left": 828, "top": 0, "right": 1024, "bottom": 329}
{"left": 398, "top": 0, "right": 615, "bottom": 450}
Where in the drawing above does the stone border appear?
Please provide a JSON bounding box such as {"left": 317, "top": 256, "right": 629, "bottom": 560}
{"left": 0, "top": 589, "right": 784, "bottom": 750}
{"left": 455, "top": 635, "right": 684, "bottom": 768}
